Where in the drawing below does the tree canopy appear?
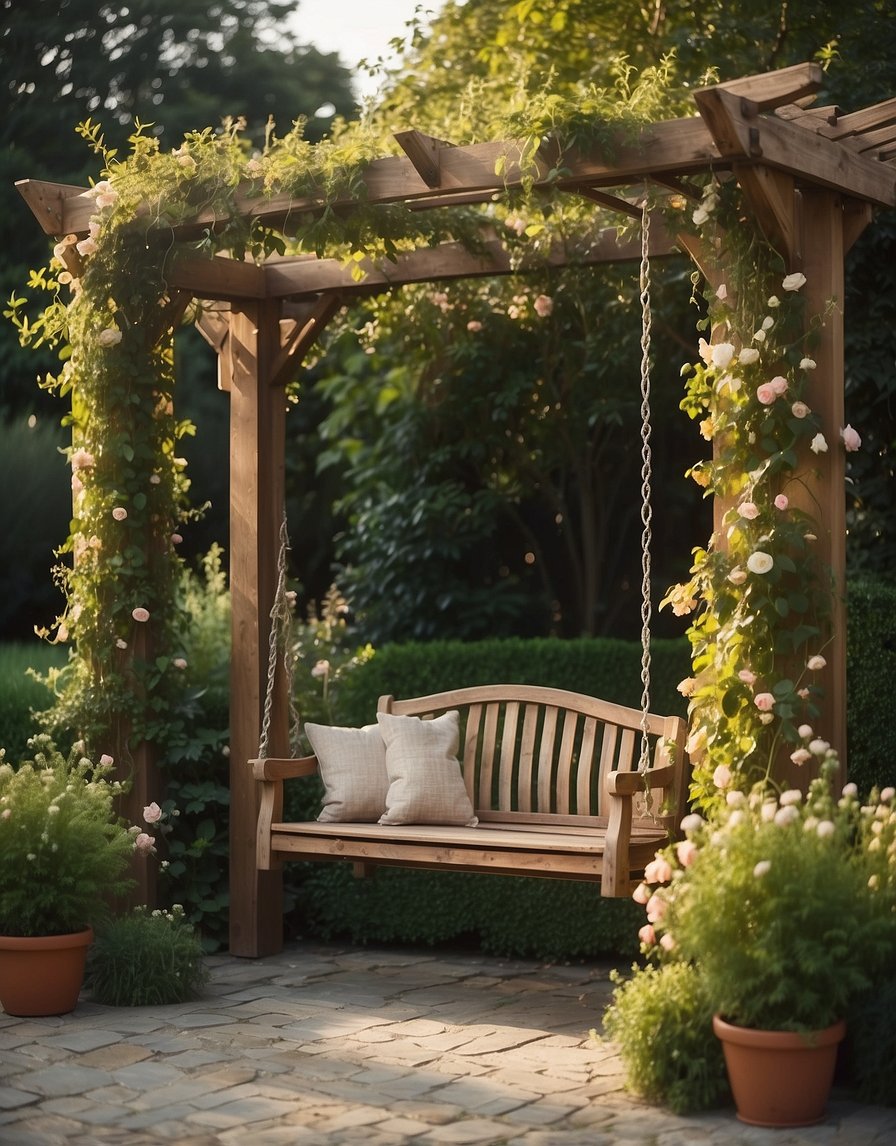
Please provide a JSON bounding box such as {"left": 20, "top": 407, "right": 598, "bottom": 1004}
{"left": 301, "top": 0, "right": 896, "bottom": 643}
{"left": 0, "top": 0, "right": 356, "bottom": 403}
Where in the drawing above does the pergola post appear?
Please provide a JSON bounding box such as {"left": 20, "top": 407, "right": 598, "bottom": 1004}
{"left": 793, "top": 188, "right": 852, "bottom": 781}
{"left": 226, "top": 300, "right": 289, "bottom": 957}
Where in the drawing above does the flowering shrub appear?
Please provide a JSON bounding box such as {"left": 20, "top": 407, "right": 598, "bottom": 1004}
{"left": 0, "top": 735, "right": 136, "bottom": 935}
{"left": 626, "top": 758, "right": 895, "bottom": 1034}
{"left": 293, "top": 585, "right": 375, "bottom": 734}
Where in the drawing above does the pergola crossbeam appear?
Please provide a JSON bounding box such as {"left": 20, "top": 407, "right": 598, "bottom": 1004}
{"left": 694, "top": 86, "right": 896, "bottom": 206}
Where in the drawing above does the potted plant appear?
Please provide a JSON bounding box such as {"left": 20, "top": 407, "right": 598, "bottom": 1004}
{"left": 0, "top": 734, "right": 137, "bottom": 1016}
{"left": 607, "top": 750, "right": 896, "bottom": 1126}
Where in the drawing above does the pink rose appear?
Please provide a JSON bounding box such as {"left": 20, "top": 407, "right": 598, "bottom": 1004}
{"left": 99, "top": 754, "right": 114, "bottom": 766}
{"left": 171, "top": 533, "right": 183, "bottom": 545}
{"left": 840, "top": 424, "right": 861, "bottom": 452}
{"left": 738, "top": 501, "right": 759, "bottom": 520}
{"left": 738, "top": 669, "right": 757, "bottom": 686}
{"left": 638, "top": 923, "right": 656, "bottom": 947}
{"left": 769, "top": 375, "right": 788, "bottom": 396}
{"left": 790, "top": 748, "right": 812, "bottom": 766}
{"left": 659, "top": 932, "right": 676, "bottom": 952}
{"left": 112, "top": 506, "right": 127, "bottom": 521}
{"left": 644, "top": 856, "right": 673, "bottom": 884}
{"left": 807, "top": 655, "right": 826, "bottom": 671}
{"left": 754, "top": 692, "right": 776, "bottom": 711}
{"left": 791, "top": 401, "right": 810, "bottom": 419}
{"left": 756, "top": 383, "right": 777, "bottom": 405}
{"left": 466, "top": 320, "right": 482, "bottom": 332}
{"left": 676, "top": 839, "right": 698, "bottom": 867}
{"left": 533, "top": 294, "right": 553, "bottom": 317}
{"left": 132, "top": 607, "right": 150, "bottom": 622}
{"left": 173, "top": 657, "right": 187, "bottom": 670}
{"left": 133, "top": 832, "right": 156, "bottom": 855}
{"left": 71, "top": 448, "right": 95, "bottom": 471}
{"left": 774, "top": 494, "right": 789, "bottom": 510}
{"left": 632, "top": 882, "right": 651, "bottom": 905}
{"left": 645, "top": 894, "right": 667, "bottom": 923}
{"left": 143, "top": 802, "right": 163, "bottom": 824}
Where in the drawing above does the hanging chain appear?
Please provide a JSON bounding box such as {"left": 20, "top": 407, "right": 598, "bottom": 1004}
{"left": 638, "top": 201, "right": 654, "bottom": 772}
{"left": 257, "top": 511, "right": 302, "bottom": 760}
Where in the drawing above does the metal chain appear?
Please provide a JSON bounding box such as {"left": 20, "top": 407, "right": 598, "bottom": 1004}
{"left": 257, "top": 512, "right": 301, "bottom": 760}
{"left": 638, "top": 202, "right": 654, "bottom": 772}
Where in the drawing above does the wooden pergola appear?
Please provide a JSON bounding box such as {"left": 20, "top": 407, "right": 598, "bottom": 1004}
{"left": 18, "top": 63, "right": 896, "bottom": 956}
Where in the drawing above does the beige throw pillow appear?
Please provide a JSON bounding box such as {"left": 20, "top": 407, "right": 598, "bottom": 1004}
{"left": 305, "top": 722, "right": 389, "bottom": 823}
{"left": 376, "top": 710, "right": 478, "bottom": 827}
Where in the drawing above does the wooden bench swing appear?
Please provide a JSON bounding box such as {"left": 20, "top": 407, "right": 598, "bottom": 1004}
{"left": 252, "top": 205, "right": 690, "bottom": 901}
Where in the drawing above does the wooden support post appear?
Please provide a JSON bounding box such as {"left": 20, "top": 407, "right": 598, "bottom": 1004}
{"left": 227, "top": 300, "right": 289, "bottom": 957}
{"left": 790, "top": 188, "right": 850, "bottom": 784}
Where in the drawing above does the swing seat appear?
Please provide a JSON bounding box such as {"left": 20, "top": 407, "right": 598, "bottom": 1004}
{"left": 253, "top": 684, "right": 690, "bottom": 897}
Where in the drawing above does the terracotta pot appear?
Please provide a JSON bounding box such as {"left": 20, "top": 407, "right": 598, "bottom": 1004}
{"left": 713, "top": 1013, "right": 846, "bottom": 1127}
{"left": 0, "top": 928, "right": 94, "bottom": 1017}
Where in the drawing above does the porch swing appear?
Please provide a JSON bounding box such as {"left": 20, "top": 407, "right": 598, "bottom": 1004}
{"left": 251, "top": 203, "right": 690, "bottom": 900}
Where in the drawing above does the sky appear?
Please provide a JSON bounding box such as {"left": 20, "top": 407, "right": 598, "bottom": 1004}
{"left": 289, "top": 1, "right": 447, "bottom": 99}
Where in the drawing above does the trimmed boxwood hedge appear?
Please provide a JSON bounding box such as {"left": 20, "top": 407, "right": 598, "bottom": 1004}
{"left": 288, "top": 602, "right": 896, "bottom": 958}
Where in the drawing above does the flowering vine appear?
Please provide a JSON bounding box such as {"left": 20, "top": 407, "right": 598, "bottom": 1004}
{"left": 663, "top": 179, "right": 860, "bottom": 808}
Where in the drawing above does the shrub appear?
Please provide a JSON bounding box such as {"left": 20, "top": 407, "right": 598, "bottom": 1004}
{"left": 297, "top": 865, "right": 642, "bottom": 962}
{"left": 86, "top": 905, "right": 208, "bottom": 1006}
{"left": 846, "top": 575, "right": 896, "bottom": 794}
{"left": 0, "top": 642, "right": 67, "bottom": 762}
{"left": 602, "top": 961, "right": 729, "bottom": 1113}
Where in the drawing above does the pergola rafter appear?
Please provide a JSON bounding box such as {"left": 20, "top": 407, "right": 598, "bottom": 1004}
{"left": 17, "top": 62, "right": 896, "bottom": 955}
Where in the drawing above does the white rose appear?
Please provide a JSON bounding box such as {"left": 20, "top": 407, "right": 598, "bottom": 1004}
{"left": 746, "top": 551, "right": 774, "bottom": 575}
{"left": 782, "top": 272, "right": 807, "bottom": 291}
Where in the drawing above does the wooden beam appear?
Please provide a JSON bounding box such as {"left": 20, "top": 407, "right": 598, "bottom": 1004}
{"left": 575, "top": 188, "right": 645, "bottom": 219}
{"left": 711, "top": 61, "right": 824, "bottom": 111}
{"left": 269, "top": 295, "right": 343, "bottom": 387}
{"left": 227, "top": 299, "right": 289, "bottom": 957}
{"left": 15, "top": 179, "right": 90, "bottom": 235}
{"left": 259, "top": 226, "right": 678, "bottom": 301}
{"left": 165, "top": 253, "right": 267, "bottom": 300}
{"left": 817, "top": 95, "right": 896, "bottom": 142}
{"left": 195, "top": 304, "right": 231, "bottom": 352}
{"left": 394, "top": 129, "right": 453, "bottom": 188}
{"left": 732, "top": 164, "right": 798, "bottom": 262}
{"left": 842, "top": 198, "right": 874, "bottom": 253}
{"left": 851, "top": 122, "right": 896, "bottom": 156}
{"left": 777, "top": 187, "right": 848, "bottom": 786}
{"left": 20, "top": 118, "right": 720, "bottom": 239}
{"left": 694, "top": 86, "right": 896, "bottom": 207}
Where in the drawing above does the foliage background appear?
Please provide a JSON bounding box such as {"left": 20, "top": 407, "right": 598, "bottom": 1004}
{"left": 2, "top": 0, "right": 894, "bottom": 950}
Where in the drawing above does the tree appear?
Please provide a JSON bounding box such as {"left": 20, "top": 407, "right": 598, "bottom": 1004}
{"left": 1, "top": 0, "right": 357, "bottom": 410}
{"left": 305, "top": 0, "right": 896, "bottom": 641}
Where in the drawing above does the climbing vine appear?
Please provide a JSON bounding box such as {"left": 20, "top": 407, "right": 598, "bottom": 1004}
{"left": 662, "top": 179, "right": 858, "bottom": 808}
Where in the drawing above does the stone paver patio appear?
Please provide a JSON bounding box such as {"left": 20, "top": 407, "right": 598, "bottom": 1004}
{"left": 1, "top": 941, "right": 894, "bottom": 1144}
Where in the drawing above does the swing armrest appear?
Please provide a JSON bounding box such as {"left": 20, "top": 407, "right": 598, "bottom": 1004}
{"left": 254, "top": 756, "right": 319, "bottom": 870}
{"left": 606, "top": 762, "right": 678, "bottom": 795}
{"left": 252, "top": 755, "right": 319, "bottom": 781}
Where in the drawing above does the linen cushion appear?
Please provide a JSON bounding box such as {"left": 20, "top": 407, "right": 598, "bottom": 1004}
{"left": 376, "top": 710, "right": 478, "bottom": 827}
{"left": 304, "top": 722, "right": 389, "bottom": 823}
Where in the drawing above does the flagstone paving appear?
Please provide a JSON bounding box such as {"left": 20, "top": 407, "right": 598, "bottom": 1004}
{"left": 1, "top": 941, "right": 894, "bottom": 1144}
